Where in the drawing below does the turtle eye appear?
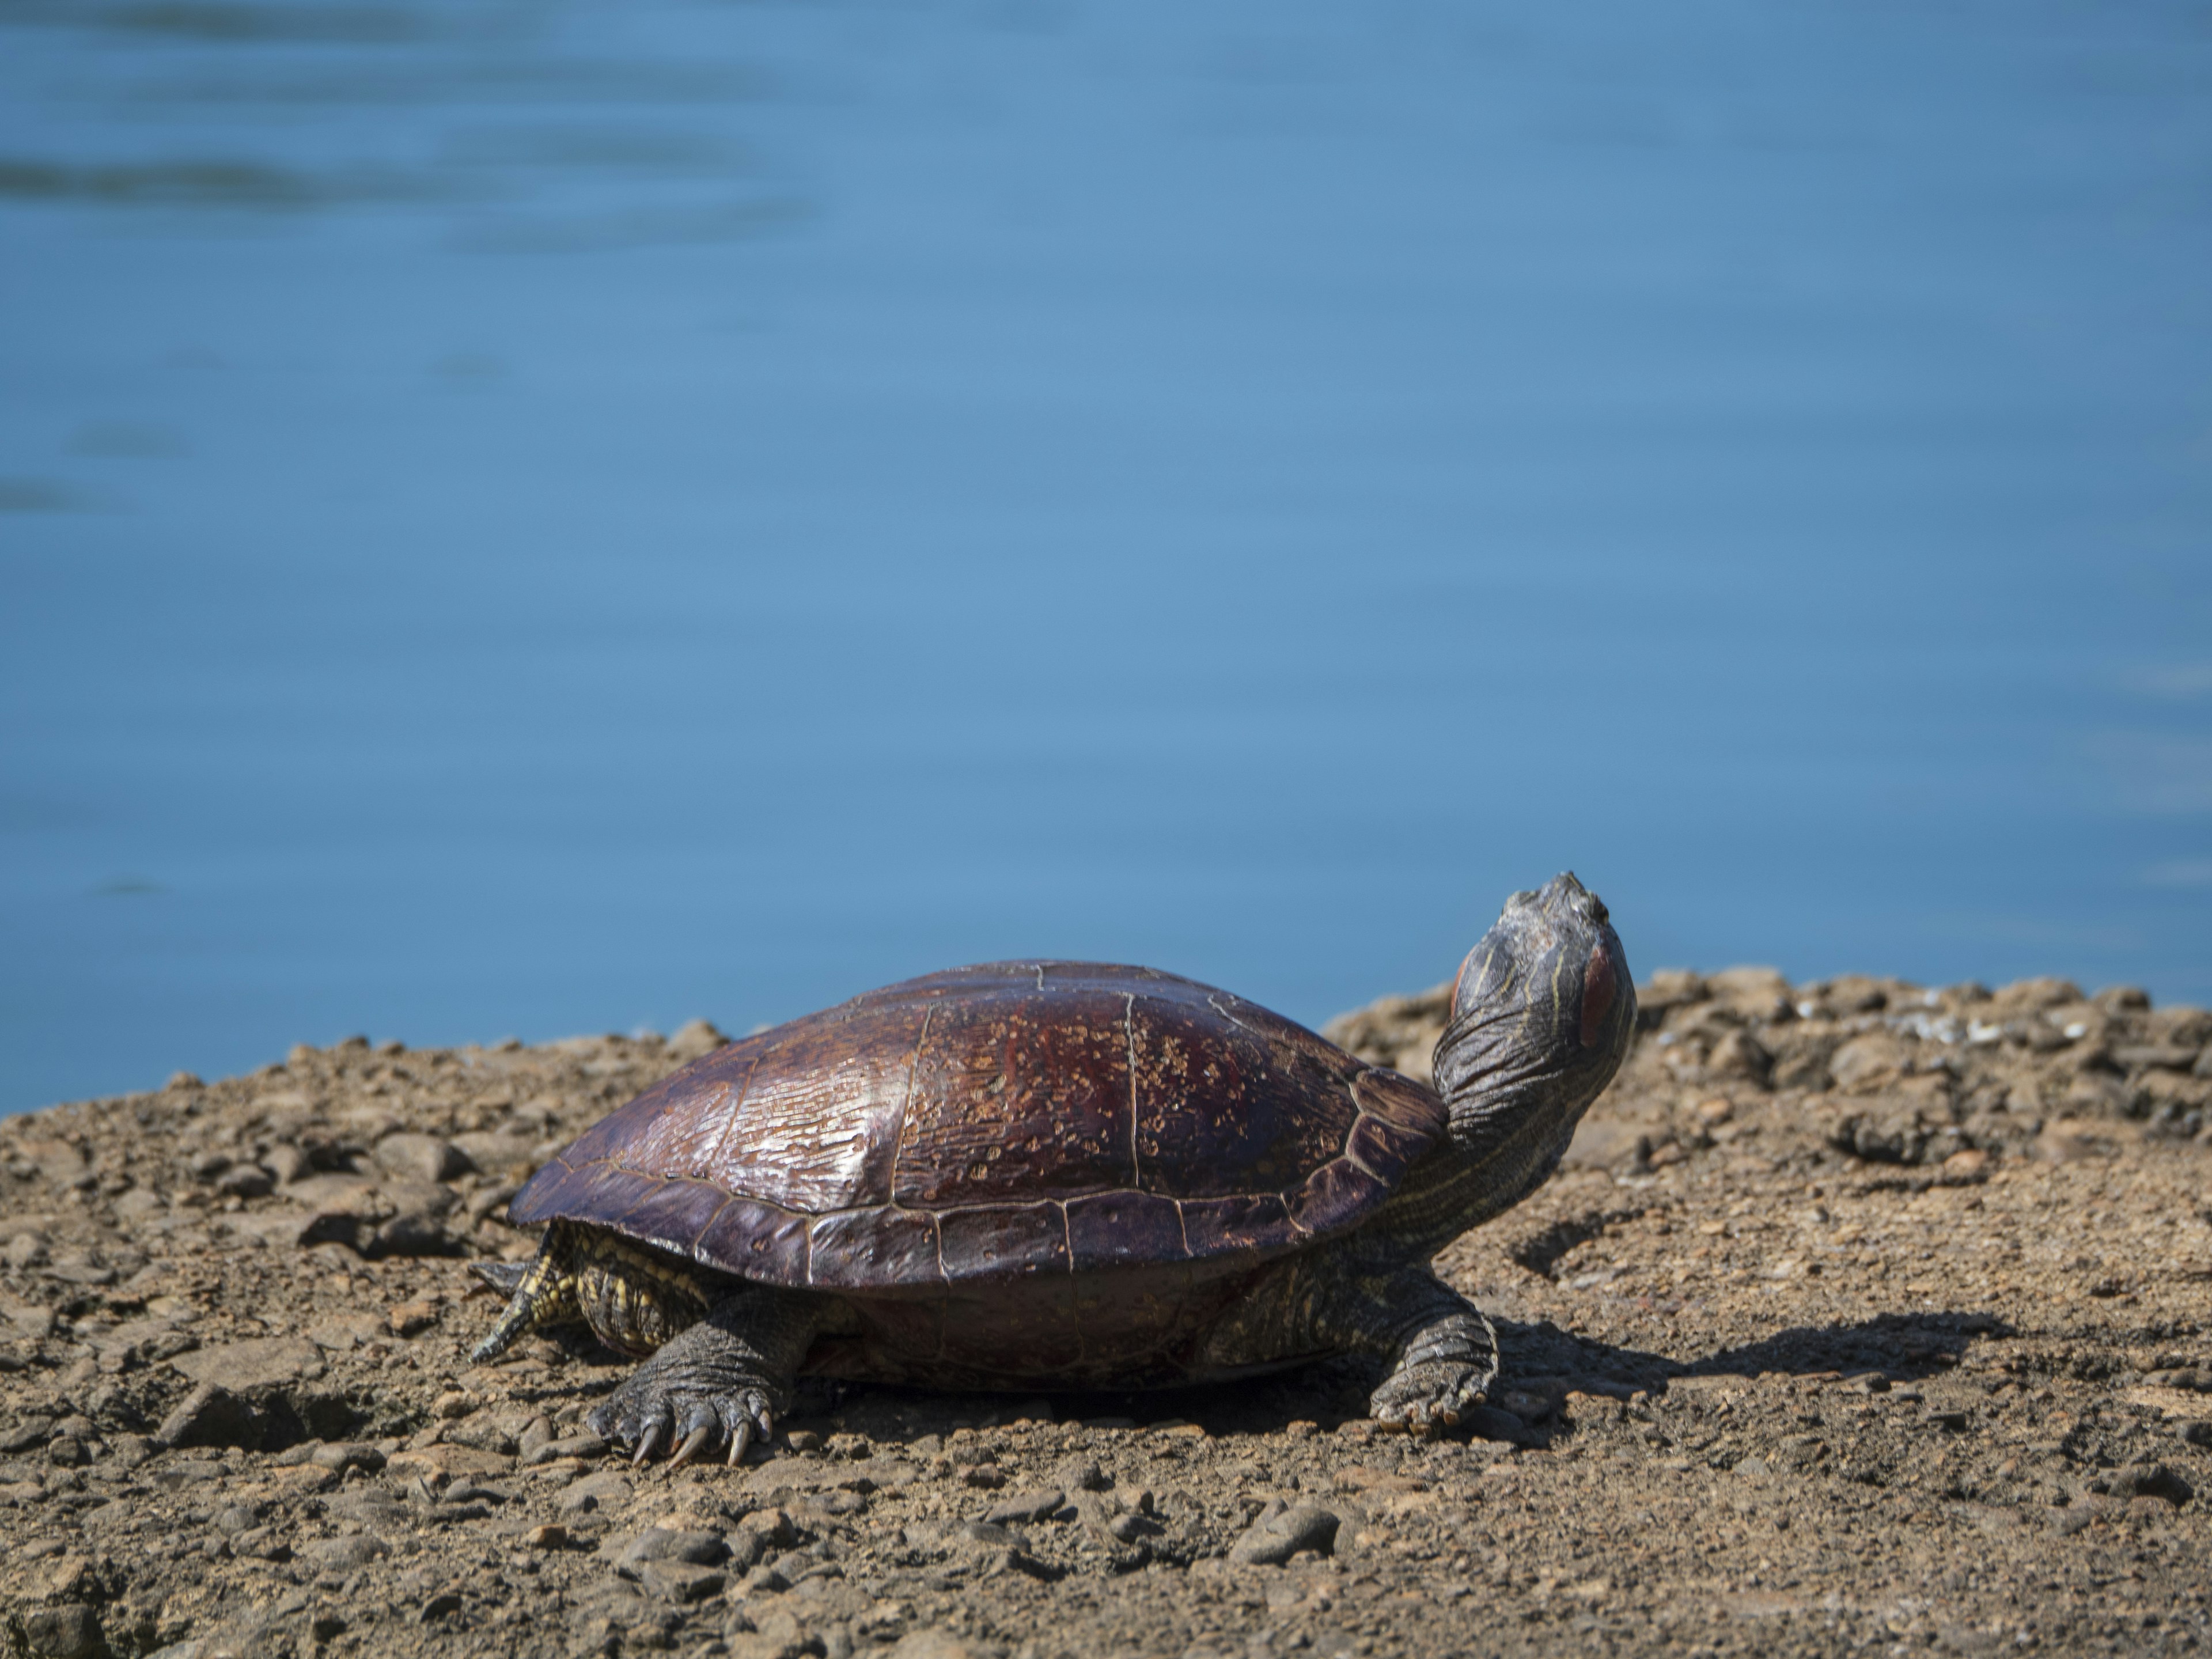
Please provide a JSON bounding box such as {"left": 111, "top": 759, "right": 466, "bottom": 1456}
{"left": 1578, "top": 942, "right": 1617, "bottom": 1050}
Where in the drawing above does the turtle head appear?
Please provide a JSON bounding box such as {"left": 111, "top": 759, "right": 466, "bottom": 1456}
{"left": 1430, "top": 873, "right": 1635, "bottom": 1205}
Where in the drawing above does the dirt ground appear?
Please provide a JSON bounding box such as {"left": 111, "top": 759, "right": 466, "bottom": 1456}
{"left": 0, "top": 966, "right": 2207, "bottom": 1659}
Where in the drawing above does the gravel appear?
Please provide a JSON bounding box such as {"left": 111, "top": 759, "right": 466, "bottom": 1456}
{"left": 0, "top": 974, "right": 2203, "bottom": 1656}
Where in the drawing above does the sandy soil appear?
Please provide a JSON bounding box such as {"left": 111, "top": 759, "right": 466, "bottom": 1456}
{"left": 0, "top": 967, "right": 2206, "bottom": 1659}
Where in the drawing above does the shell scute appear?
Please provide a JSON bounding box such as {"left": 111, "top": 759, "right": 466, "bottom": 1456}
{"left": 1065, "top": 1190, "right": 1188, "bottom": 1274}
{"left": 806, "top": 1207, "right": 940, "bottom": 1291}
{"left": 937, "top": 1202, "right": 1070, "bottom": 1279}
{"left": 1287, "top": 1157, "right": 1391, "bottom": 1237}
{"left": 692, "top": 1194, "right": 810, "bottom": 1287}
{"left": 890, "top": 985, "right": 1132, "bottom": 1209}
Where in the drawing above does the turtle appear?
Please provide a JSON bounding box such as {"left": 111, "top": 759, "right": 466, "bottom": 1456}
{"left": 475, "top": 872, "right": 1633, "bottom": 1464}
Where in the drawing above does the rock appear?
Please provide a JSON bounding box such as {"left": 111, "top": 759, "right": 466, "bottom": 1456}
{"left": 637, "top": 1560, "right": 726, "bottom": 1601}
{"left": 1497, "top": 1386, "right": 1556, "bottom": 1422}
{"left": 516, "top": 1415, "right": 554, "bottom": 1459}
{"left": 373, "top": 1213, "right": 456, "bottom": 1259}
{"left": 1828, "top": 1100, "right": 1943, "bottom": 1165}
{"left": 887, "top": 1633, "right": 983, "bottom": 1659}
{"left": 307, "top": 1441, "right": 384, "bottom": 1472}
{"left": 112, "top": 1187, "right": 166, "bottom": 1222}
{"left": 372, "top": 1132, "right": 467, "bottom": 1185}
{"left": 387, "top": 1301, "right": 439, "bottom": 1337}
{"left": 559, "top": 1471, "right": 632, "bottom": 1513}
{"left": 387, "top": 1442, "right": 514, "bottom": 1479}
{"left": 738, "top": 1508, "right": 796, "bottom": 1552}
{"left": 618, "top": 1529, "right": 730, "bottom": 1569}
{"left": 1831, "top": 1034, "right": 1908, "bottom": 1093}
{"left": 2177, "top": 1421, "right": 2212, "bottom": 1448}
{"left": 171, "top": 1336, "right": 324, "bottom": 1392}
{"left": 1706, "top": 967, "right": 1793, "bottom": 1021}
{"left": 983, "top": 1487, "right": 1063, "bottom": 1524}
{"left": 5, "top": 1233, "right": 48, "bottom": 1269}
{"left": 449, "top": 1132, "right": 537, "bottom": 1177}
{"left": 306, "top": 1534, "right": 390, "bottom": 1569}
{"left": 20, "top": 1604, "right": 104, "bottom": 1659}
{"left": 279, "top": 1172, "right": 382, "bottom": 1210}
{"left": 0, "top": 1294, "right": 56, "bottom": 1341}
{"left": 524, "top": 1432, "right": 605, "bottom": 1465}
{"left": 1056, "top": 1457, "right": 1108, "bottom": 1492}
{"left": 215, "top": 1164, "right": 274, "bottom": 1199}
{"left": 1463, "top": 1404, "right": 1527, "bottom": 1443}
{"left": 156, "top": 1382, "right": 267, "bottom": 1450}
{"left": 263, "top": 1143, "right": 314, "bottom": 1184}
{"left": 668, "top": 1019, "right": 727, "bottom": 1057}
{"left": 1706, "top": 1029, "right": 1772, "bottom": 1085}
{"left": 326, "top": 1490, "right": 409, "bottom": 1528}
{"left": 1228, "top": 1502, "right": 1340, "bottom": 1565}
{"left": 526, "top": 1523, "right": 569, "bottom": 1549}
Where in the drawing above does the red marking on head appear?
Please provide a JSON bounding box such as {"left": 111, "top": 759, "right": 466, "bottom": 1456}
{"left": 1451, "top": 945, "right": 1484, "bottom": 1015}
{"left": 1580, "top": 942, "right": 1616, "bottom": 1050}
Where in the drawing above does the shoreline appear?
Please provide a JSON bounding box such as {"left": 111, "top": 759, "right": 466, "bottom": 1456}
{"left": 0, "top": 971, "right": 2205, "bottom": 1657}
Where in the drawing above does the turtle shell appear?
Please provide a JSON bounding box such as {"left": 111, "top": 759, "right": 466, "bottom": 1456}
{"left": 509, "top": 962, "right": 1446, "bottom": 1385}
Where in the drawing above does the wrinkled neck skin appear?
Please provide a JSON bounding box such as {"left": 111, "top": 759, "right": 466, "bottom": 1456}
{"left": 1375, "top": 873, "right": 1636, "bottom": 1262}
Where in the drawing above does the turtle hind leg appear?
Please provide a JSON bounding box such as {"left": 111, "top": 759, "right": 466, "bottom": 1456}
{"left": 469, "top": 1224, "right": 584, "bottom": 1364}
{"left": 471, "top": 1260, "right": 530, "bottom": 1297}
{"left": 589, "top": 1283, "right": 828, "bottom": 1466}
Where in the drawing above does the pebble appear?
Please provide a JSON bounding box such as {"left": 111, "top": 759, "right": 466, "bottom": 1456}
{"left": 214, "top": 1165, "right": 274, "bottom": 1200}
{"left": 982, "top": 1487, "right": 1064, "bottom": 1525}
{"left": 371, "top": 1132, "right": 468, "bottom": 1185}
{"left": 305, "top": 1534, "right": 391, "bottom": 1569}
{"left": 170, "top": 1336, "right": 325, "bottom": 1392}
{"left": 1055, "top": 1457, "right": 1108, "bottom": 1492}
{"left": 559, "top": 1471, "right": 633, "bottom": 1514}
{"left": 263, "top": 1143, "right": 314, "bottom": 1184}
{"left": 886, "top": 1633, "right": 984, "bottom": 1659}
{"left": 617, "top": 1528, "right": 730, "bottom": 1569}
{"left": 525, "top": 1432, "right": 606, "bottom": 1466}
{"left": 154, "top": 1383, "right": 266, "bottom": 1452}
{"left": 20, "top": 1604, "right": 104, "bottom": 1659}
{"left": 1228, "top": 1502, "right": 1341, "bottom": 1566}
{"left": 373, "top": 1213, "right": 454, "bottom": 1258}
{"left": 635, "top": 1559, "right": 725, "bottom": 1602}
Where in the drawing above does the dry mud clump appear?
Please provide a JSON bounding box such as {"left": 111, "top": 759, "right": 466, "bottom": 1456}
{"left": 0, "top": 975, "right": 2207, "bottom": 1658}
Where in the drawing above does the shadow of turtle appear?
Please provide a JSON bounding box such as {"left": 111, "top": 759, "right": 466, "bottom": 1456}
{"left": 1495, "top": 1307, "right": 2012, "bottom": 1396}
{"left": 807, "top": 1308, "right": 2016, "bottom": 1453}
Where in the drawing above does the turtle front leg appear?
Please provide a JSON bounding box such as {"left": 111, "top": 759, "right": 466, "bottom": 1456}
{"left": 1309, "top": 1261, "right": 1497, "bottom": 1435}
{"left": 1362, "top": 1271, "right": 1498, "bottom": 1434}
{"left": 590, "top": 1284, "right": 819, "bottom": 1467}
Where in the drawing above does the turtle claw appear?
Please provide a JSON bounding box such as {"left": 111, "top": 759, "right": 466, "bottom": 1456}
{"left": 1369, "top": 1356, "right": 1487, "bottom": 1436}
{"left": 590, "top": 1374, "right": 781, "bottom": 1467}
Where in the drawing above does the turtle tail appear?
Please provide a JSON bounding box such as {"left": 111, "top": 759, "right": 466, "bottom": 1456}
{"left": 471, "top": 1223, "right": 582, "bottom": 1364}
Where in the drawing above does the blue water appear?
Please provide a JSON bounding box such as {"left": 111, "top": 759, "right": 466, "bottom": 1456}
{"left": 3, "top": 0, "right": 2209, "bottom": 1116}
